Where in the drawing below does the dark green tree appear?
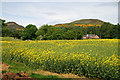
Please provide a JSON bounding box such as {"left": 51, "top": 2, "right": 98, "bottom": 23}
{"left": 22, "top": 24, "right": 38, "bottom": 40}
{"left": 42, "top": 27, "right": 64, "bottom": 40}
{"left": 0, "top": 19, "right": 11, "bottom": 37}
{"left": 10, "top": 29, "right": 23, "bottom": 39}
{"left": 117, "top": 23, "right": 120, "bottom": 39}
{"left": 110, "top": 25, "right": 118, "bottom": 39}
{"left": 35, "top": 24, "right": 53, "bottom": 40}
{"left": 101, "top": 22, "right": 113, "bottom": 39}
{"left": 35, "top": 24, "right": 53, "bottom": 36}
{"left": 2, "top": 26, "right": 11, "bottom": 37}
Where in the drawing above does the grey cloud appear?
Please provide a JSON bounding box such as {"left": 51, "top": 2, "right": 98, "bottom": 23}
{"left": 42, "top": 12, "right": 57, "bottom": 15}
{"left": 48, "top": 20, "right": 63, "bottom": 24}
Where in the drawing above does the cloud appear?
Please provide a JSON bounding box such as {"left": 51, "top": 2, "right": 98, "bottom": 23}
{"left": 1, "top": 2, "right": 118, "bottom": 28}
{"left": 42, "top": 12, "right": 57, "bottom": 15}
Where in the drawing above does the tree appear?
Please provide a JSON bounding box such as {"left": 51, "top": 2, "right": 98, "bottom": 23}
{"left": 2, "top": 26, "right": 11, "bottom": 37}
{"left": 35, "top": 24, "right": 53, "bottom": 40}
{"left": 110, "top": 25, "right": 118, "bottom": 39}
{"left": 10, "top": 29, "right": 23, "bottom": 39}
{"left": 117, "top": 23, "right": 120, "bottom": 39}
{"left": 100, "top": 22, "right": 113, "bottom": 39}
{"left": 42, "top": 27, "right": 64, "bottom": 40}
{"left": 63, "top": 30, "right": 76, "bottom": 40}
{"left": 0, "top": 19, "right": 11, "bottom": 37}
{"left": 35, "top": 24, "right": 53, "bottom": 36}
{"left": 22, "top": 24, "right": 38, "bottom": 40}
{"left": 0, "top": 19, "right": 7, "bottom": 27}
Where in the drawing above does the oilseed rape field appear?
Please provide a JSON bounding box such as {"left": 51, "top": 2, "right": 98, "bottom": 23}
{"left": 1, "top": 38, "right": 120, "bottom": 79}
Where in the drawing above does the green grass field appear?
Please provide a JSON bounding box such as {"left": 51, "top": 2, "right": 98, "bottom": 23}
{"left": 1, "top": 37, "right": 120, "bottom": 79}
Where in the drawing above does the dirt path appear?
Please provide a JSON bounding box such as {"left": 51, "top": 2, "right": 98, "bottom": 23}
{"left": 1, "top": 62, "right": 9, "bottom": 71}
{"left": 33, "top": 69, "right": 83, "bottom": 78}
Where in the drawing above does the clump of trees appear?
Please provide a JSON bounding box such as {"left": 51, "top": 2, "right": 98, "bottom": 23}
{"left": 1, "top": 19, "right": 120, "bottom": 40}
{"left": 1, "top": 19, "right": 23, "bottom": 39}
{"left": 35, "top": 22, "right": 120, "bottom": 40}
{"left": 22, "top": 24, "right": 38, "bottom": 40}
{"left": 35, "top": 24, "right": 83, "bottom": 40}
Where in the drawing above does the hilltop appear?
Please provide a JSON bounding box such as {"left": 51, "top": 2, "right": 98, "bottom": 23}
{"left": 6, "top": 22, "right": 24, "bottom": 30}
{"left": 54, "top": 19, "right": 105, "bottom": 27}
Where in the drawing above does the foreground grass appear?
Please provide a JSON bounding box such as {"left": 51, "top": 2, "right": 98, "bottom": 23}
{"left": 2, "top": 61, "right": 77, "bottom": 80}
{"left": 2, "top": 61, "right": 62, "bottom": 79}
{"left": 30, "top": 73, "right": 59, "bottom": 78}
{"left": 4, "top": 61, "right": 33, "bottom": 73}
{"left": 2, "top": 61, "right": 102, "bottom": 80}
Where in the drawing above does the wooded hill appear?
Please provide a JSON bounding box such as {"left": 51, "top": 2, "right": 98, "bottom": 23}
{"left": 6, "top": 22, "right": 24, "bottom": 30}
{"left": 54, "top": 19, "right": 107, "bottom": 27}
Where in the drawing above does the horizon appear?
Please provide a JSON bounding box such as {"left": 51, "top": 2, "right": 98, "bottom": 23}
{"left": 1, "top": 2, "right": 118, "bottom": 28}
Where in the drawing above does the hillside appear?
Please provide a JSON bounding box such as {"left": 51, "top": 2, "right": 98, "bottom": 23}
{"left": 54, "top": 19, "right": 105, "bottom": 27}
{"left": 6, "top": 22, "right": 24, "bottom": 30}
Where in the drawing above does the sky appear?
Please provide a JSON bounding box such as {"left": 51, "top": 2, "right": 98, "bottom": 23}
{"left": 1, "top": 0, "right": 119, "bottom": 28}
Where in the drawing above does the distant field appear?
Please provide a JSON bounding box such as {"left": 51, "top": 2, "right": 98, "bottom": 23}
{"left": 0, "top": 37, "right": 21, "bottom": 41}
{"left": 1, "top": 38, "right": 120, "bottom": 79}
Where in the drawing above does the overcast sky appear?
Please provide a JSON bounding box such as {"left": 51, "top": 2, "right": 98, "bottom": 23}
{"left": 1, "top": 1, "right": 119, "bottom": 28}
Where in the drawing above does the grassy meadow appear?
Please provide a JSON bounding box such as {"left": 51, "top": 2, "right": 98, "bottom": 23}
{"left": 1, "top": 37, "right": 120, "bottom": 79}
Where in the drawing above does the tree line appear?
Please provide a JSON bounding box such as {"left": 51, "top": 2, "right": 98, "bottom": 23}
{"left": 1, "top": 19, "right": 120, "bottom": 40}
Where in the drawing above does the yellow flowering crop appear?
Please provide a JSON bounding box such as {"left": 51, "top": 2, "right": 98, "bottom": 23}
{"left": 1, "top": 39, "right": 119, "bottom": 79}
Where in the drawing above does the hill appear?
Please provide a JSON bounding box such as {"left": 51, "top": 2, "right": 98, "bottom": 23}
{"left": 6, "top": 22, "right": 24, "bottom": 30}
{"left": 54, "top": 19, "right": 105, "bottom": 27}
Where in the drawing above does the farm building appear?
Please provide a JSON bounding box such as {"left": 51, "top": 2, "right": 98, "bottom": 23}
{"left": 83, "top": 34, "right": 99, "bottom": 39}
